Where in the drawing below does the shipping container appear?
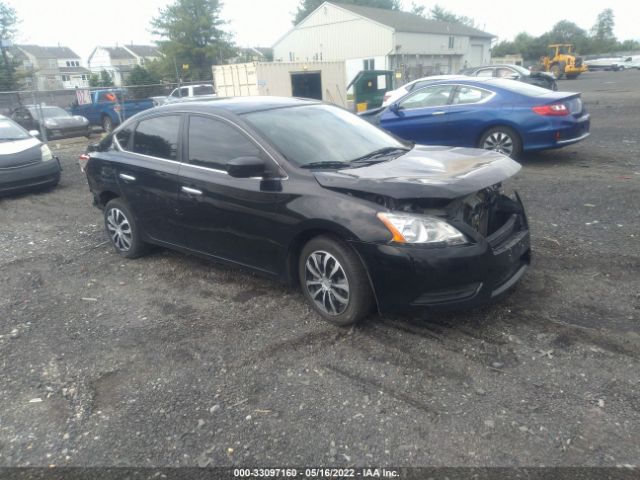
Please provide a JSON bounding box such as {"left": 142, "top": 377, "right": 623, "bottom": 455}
{"left": 213, "top": 61, "right": 348, "bottom": 108}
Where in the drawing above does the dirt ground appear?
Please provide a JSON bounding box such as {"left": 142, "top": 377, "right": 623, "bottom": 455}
{"left": 0, "top": 70, "right": 639, "bottom": 469}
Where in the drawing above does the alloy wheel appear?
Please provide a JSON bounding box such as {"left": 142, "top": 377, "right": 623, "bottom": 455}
{"left": 482, "top": 132, "right": 514, "bottom": 156}
{"left": 106, "top": 207, "right": 132, "bottom": 251}
{"left": 304, "top": 250, "right": 350, "bottom": 316}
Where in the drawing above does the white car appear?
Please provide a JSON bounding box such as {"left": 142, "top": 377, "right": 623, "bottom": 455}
{"left": 382, "top": 75, "right": 469, "bottom": 106}
{"left": 153, "top": 84, "right": 218, "bottom": 106}
{"left": 622, "top": 56, "right": 640, "bottom": 70}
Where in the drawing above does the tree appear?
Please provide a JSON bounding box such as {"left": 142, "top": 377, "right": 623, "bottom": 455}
{"left": 409, "top": 1, "right": 426, "bottom": 17}
{"left": 590, "top": 9, "right": 616, "bottom": 53}
{"left": 293, "top": 0, "right": 401, "bottom": 25}
{"left": 0, "top": 2, "right": 19, "bottom": 91}
{"left": 428, "top": 5, "right": 477, "bottom": 28}
{"left": 99, "top": 69, "right": 114, "bottom": 87}
{"left": 126, "top": 65, "right": 164, "bottom": 98}
{"left": 591, "top": 9, "right": 615, "bottom": 41}
{"left": 151, "top": 0, "right": 234, "bottom": 81}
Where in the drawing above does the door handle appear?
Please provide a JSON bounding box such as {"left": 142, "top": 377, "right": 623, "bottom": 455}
{"left": 119, "top": 173, "right": 136, "bottom": 181}
{"left": 431, "top": 111, "right": 446, "bottom": 116}
{"left": 181, "top": 186, "right": 203, "bottom": 196}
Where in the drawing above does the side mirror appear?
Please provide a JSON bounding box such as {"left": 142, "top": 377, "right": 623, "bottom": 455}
{"left": 86, "top": 143, "right": 100, "bottom": 153}
{"left": 509, "top": 73, "right": 520, "bottom": 80}
{"left": 29, "top": 130, "right": 40, "bottom": 138}
{"left": 389, "top": 102, "right": 401, "bottom": 114}
{"left": 227, "top": 156, "right": 266, "bottom": 178}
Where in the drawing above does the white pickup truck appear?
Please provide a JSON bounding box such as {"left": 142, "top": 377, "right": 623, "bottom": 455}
{"left": 152, "top": 84, "right": 217, "bottom": 106}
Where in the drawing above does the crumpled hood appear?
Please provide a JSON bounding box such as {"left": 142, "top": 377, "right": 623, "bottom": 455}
{"left": 313, "top": 145, "right": 521, "bottom": 199}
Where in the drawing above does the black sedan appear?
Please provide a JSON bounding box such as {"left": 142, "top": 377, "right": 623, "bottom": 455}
{"left": 82, "top": 97, "right": 531, "bottom": 325}
{"left": 11, "top": 105, "right": 90, "bottom": 139}
{"left": 0, "top": 115, "right": 61, "bottom": 195}
{"left": 459, "top": 64, "right": 558, "bottom": 91}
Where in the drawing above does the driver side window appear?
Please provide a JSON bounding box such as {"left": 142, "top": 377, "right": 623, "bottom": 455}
{"left": 399, "top": 85, "right": 454, "bottom": 110}
{"left": 187, "top": 115, "right": 261, "bottom": 171}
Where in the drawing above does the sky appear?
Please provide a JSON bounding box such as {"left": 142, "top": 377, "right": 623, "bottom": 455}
{"left": 7, "top": 0, "right": 640, "bottom": 64}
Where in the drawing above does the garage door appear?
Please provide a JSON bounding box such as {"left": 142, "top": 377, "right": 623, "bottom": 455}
{"left": 470, "top": 45, "right": 484, "bottom": 67}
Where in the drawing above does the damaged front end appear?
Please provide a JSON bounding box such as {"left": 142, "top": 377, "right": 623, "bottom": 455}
{"left": 340, "top": 180, "right": 531, "bottom": 313}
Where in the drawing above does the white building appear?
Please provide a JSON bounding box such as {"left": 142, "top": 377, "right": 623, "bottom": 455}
{"left": 87, "top": 45, "right": 163, "bottom": 86}
{"left": 12, "top": 45, "right": 91, "bottom": 90}
{"left": 273, "top": 2, "right": 495, "bottom": 85}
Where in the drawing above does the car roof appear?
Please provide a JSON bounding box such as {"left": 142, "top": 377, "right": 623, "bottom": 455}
{"left": 155, "top": 96, "right": 322, "bottom": 115}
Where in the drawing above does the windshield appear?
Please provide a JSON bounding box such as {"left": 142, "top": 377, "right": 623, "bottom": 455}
{"left": 28, "top": 106, "right": 71, "bottom": 119}
{"left": 242, "top": 104, "right": 407, "bottom": 167}
{"left": 0, "top": 118, "right": 30, "bottom": 141}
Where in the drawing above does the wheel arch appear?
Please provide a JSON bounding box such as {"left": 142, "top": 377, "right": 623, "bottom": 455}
{"left": 284, "top": 226, "right": 381, "bottom": 314}
{"left": 97, "top": 190, "right": 119, "bottom": 208}
{"left": 476, "top": 122, "right": 523, "bottom": 147}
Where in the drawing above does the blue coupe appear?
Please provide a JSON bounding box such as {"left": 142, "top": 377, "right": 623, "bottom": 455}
{"left": 360, "top": 78, "right": 590, "bottom": 158}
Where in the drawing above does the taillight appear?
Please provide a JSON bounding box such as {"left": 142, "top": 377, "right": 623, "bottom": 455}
{"left": 79, "top": 153, "right": 90, "bottom": 173}
{"left": 532, "top": 103, "right": 569, "bottom": 116}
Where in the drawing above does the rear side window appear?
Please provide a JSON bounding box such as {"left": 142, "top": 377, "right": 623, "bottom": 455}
{"left": 496, "top": 67, "right": 516, "bottom": 78}
{"left": 132, "top": 115, "right": 181, "bottom": 160}
{"left": 475, "top": 68, "right": 494, "bottom": 78}
{"left": 187, "top": 115, "right": 260, "bottom": 170}
{"left": 399, "top": 85, "right": 454, "bottom": 109}
{"left": 193, "top": 85, "right": 215, "bottom": 96}
{"left": 452, "top": 86, "right": 492, "bottom": 105}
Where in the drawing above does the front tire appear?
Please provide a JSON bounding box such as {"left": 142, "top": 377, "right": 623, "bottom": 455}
{"left": 104, "top": 198, "right": 147, "bottom": 259}
{"left": 299, "top": 235, "right": 374, "bottom": 326}
{"left": 479, "top": 126, "right": 522, "bottom": 159}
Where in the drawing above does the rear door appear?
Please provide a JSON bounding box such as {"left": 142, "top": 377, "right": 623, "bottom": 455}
{"left": 114, "top": 114, "right": 184, "bottom": 245}
{"left": 177, "top": 114, "right": 284, "bottom": 274}
{"left": 379, "top": 84, "right": 455, "bottom": 144}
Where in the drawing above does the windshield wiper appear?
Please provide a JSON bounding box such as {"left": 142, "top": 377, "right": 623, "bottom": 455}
{"left": 349, "top": 146, "right": 411, "bottom": 164}
{"left": 300, "top": 161, "right": 350, "bottom": 170}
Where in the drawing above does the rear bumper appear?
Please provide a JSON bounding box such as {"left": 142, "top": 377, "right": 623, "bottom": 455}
{"left": 524, "top": 113, "right": 590, "bottom": 151}
{"left": 0, "top": 158, "right": 61, "bottom": 195}
{"left": 351, "top": 221, "right": 531, "bottom": 314}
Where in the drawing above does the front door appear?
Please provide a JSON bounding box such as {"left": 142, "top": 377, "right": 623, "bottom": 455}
{"left": 177, "top": 114, "right": 284, "bottom": 274}
{"left": 379, "top": 84, "right": 455, "bottom": 145}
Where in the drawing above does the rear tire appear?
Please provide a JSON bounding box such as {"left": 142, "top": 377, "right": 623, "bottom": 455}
{"left": 299, "top": 235, "right": 374, "bottom": 326}
{"left": 479, "top": 126, "right": 522, "bottom": 159}
{"left": 104, "top": 198, "right": 148, "bottom": 259}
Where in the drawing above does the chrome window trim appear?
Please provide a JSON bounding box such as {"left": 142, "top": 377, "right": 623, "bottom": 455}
{"left": 112, "top": 112, "right": 288, "bottom": 180}
{"left": 400, "top": 83, "right": 496, "bottom": 110}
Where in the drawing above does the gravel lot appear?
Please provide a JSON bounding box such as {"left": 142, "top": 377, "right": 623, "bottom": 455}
{"left": 1, "top": 70, "right": 639, "bottom": 469}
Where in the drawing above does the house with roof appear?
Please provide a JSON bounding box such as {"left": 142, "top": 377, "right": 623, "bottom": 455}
{"left": 87, "top": 45, "right": 162, "bottom": 86}
{"left": 272, "top": 2, "right": 495, "bottom": 84}
{"left": 11, "top": 45, "right": 91, "bottom": 90}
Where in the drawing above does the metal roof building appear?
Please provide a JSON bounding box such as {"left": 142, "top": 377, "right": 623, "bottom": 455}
{"left": 273, "top": 2, "right": 495, "bottom": 84}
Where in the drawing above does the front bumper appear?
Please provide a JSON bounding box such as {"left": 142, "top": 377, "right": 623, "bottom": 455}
{"left": 0, "top": 157, "right": 61, "bottom": 195}
{"left": 351, "top": 217, "right": 531, "bottom": 314}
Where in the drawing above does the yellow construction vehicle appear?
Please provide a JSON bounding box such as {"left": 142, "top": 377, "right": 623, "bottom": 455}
{"left": 540, "top": 44, "right": 588, "bottom": 79}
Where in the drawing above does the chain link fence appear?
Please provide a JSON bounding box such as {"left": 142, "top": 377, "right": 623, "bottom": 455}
{"left": 0, "top": 81, "right": 214, "bottom": 117}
